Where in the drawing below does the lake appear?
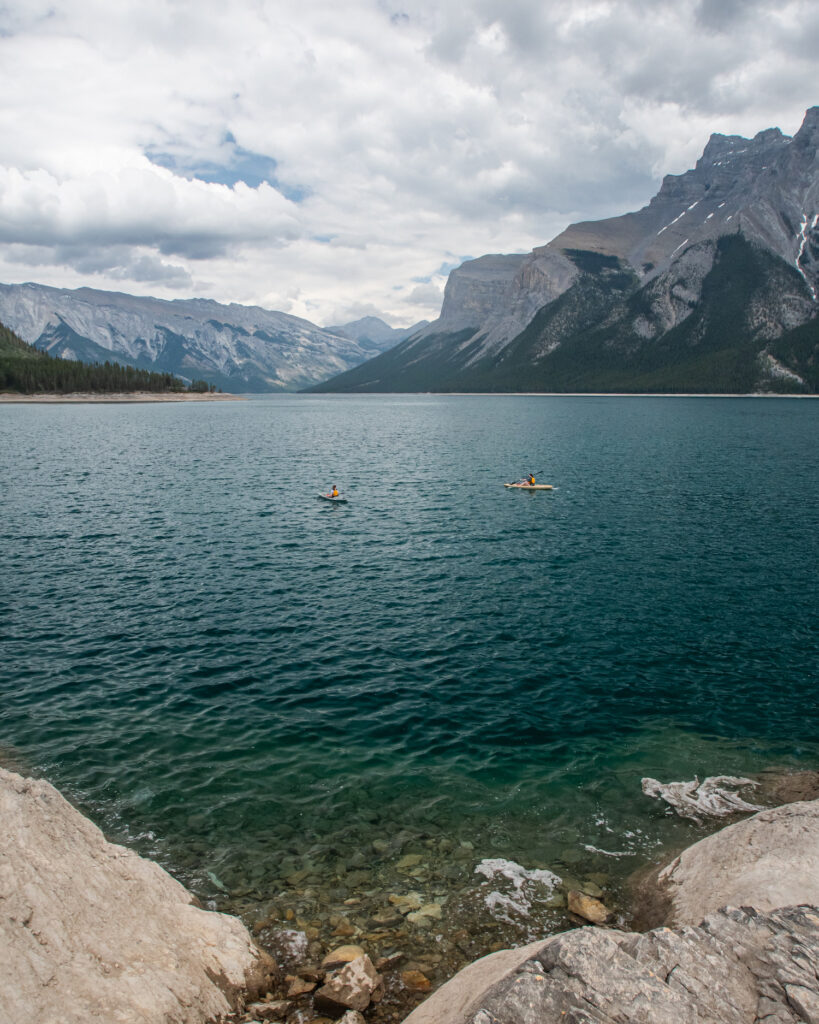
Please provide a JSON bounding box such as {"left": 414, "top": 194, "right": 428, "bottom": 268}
{"left": 2, "top": 394, "right": 818, "bottom": 988}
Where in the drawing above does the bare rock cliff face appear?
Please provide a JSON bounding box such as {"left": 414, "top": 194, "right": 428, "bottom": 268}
{"left": 0, "top": 767, "right": 275, "bottom": 1024}
{"left": 403, "top": 799, "right": 819, "bottom": 1024}
{"left": 316, "top": 107, "right": 818, "bottom": 394}
{"left": 416, "top": 250, "right": 579, "bottom": 363}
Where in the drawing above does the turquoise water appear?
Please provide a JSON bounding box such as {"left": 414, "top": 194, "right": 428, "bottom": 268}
{"left": 2, "top": 395, "right": 818, "bottom": 948}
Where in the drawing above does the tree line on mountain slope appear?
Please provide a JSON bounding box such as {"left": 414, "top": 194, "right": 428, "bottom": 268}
{"left": 0, "top": 320, "right": 218, "bottom": 394}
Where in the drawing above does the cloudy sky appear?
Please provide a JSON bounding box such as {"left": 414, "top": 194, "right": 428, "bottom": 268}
{"left": 0, "top": 0, "right": 816, "bottom": 327}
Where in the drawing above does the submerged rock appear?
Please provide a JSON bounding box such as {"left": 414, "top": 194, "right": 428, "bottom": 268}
{"left": 396, "top": 854, "right": 425, "bottom": 871}
{"left": 641, "top": 775, "right": 762, "bottom": 822}
{"left": 471, "top": 858, "right": 562, "bottom": 930}
{"left": 321, "top": 944, "right": 366, "bottom": 970}
{"left": 0, "top": 767, "right": 275, "bottom": 1024}
{"left": 566, "top": 890, "right": 609, "bottom": 924}
{"left": 401, "top": 969, "right": 432, "bottom": 992}
{"left": 756, "top": 769, "right": 819, "bottom": 805}
{"left": 389, "top": 892, "right": 424, "bottom": 915}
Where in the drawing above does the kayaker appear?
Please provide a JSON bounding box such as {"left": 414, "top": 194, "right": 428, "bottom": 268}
{"left": 331, "top": 485, "right": 339, "bottom": 498}
{"left": 521, "top": 473, "right": 535, "bottom": 486}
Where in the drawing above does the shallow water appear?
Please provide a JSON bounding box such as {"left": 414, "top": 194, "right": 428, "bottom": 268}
{"left": 2, "top": 395, "right": 818, "bottom": 980}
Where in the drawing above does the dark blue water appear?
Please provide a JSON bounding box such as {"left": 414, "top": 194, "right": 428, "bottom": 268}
{"left": 2, "top": 395, "right": 818, "bottom": 935}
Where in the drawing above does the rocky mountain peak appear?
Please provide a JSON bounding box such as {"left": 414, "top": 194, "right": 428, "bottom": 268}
{"left": 437, "top": 254, "right": 528, "bottom": 325}
{"left": 326, "top": 315, "right": 429, "bottom": 349}
{"left": 754, "top": 127, "right": 787, "bottom": 145}
{"left": 793, "top": 105, "right": 819, "bottom": 148}
{"left": 699, "top": 132, "right": 750, "bottom": 166}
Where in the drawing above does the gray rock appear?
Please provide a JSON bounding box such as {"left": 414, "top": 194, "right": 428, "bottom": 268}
{"left": 642, "top": 775, "right": 762, "bottom": 822}
{"left": 0, "top": 767, "right": 275, "bottom": 1024}
{"left": 336, "top": 1012, "right": 367, "bottom": 1024}
{"left": 424, "top": 249, "right": 579, "bottom": 359}
{"left": 404, "top": 905, "right": 819, "bottom": 1024}
{"left": 659, "top": 799, "right": 819, "bottom": 925}
{"left": 313, "top": 954, "right": 383, "bottom": 1016}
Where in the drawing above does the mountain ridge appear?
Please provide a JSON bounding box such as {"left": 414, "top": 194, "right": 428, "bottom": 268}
{"left": 325, "top": 315, "right": 429, "bottom": 352}
{"left": 0, "top": 283, "right": 404, "bottom": 393}
{"left": 311, "top": 107, "right": 819, "bottom": 395}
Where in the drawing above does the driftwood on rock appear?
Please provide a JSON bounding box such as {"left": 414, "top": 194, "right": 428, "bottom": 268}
{"left": 641, "top": 774, "right": 762, "bottom": 821}
{"left": 0, "top": 767, "right": 275, "bottom": 1024}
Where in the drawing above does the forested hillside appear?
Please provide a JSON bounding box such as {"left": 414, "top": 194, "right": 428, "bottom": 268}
{"left": 0, "top": 320, "right": 210, "bottom": 394}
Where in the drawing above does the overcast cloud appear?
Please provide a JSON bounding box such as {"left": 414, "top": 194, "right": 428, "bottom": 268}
{"left": 0, "top": 0, "right": 816, "bottom": 326}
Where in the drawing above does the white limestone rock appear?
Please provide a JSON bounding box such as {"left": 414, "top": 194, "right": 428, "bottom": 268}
{"left": 659, "top": 799, "right": 819, "bottom": 926}
{"left": 0, "top": 767, "right": 275, "bottom": 1024}
{"left": 402, "top": 905, "right": 819, "bottom": 1024}
{"left": 402, "top": 798, "right": 819, "bottom": 1024}
{"left": 641, "top": 774, "right": 762, "bottom": 822}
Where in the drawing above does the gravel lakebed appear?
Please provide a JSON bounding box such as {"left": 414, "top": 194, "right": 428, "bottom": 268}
{"left": 205, "top": 772, "right": 819, "bottom": 1023}
{"left": 213, "top": 832, "right": 622, "bottom": 1024}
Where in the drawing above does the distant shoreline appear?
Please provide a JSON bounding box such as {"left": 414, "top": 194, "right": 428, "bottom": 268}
{"left": 310, "top": 391, "right": 818, "bottom": 398}
{"left": 0, "top": 391, "right": 244, "bottom": 403}
{"left": 4, "top": 391, "right": 814, "bottom": 403}
{"left": 439, "top": 391, "right": 818, "bottom": 398}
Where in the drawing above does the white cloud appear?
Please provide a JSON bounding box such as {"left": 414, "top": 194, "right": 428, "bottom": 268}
{"left": 0, "top": 0, "right": 816, "bottom": 327}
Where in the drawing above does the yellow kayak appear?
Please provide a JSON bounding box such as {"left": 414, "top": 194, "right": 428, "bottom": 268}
{"left": 504, "top": 483, "right": 553, "bottom": 490}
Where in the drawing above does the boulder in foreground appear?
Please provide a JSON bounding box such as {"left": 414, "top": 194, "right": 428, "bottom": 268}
{"left": 404, "top": 797, "right": 819, "bottom": 1024}
{"left": 404, "top": 904, "right": 819, "bottom": 1024}
{"left": 659, "top": 798, "right": 819, "bottom": 926}
{"left": 0, "top": 767, "right": 275, "bottom": 1024}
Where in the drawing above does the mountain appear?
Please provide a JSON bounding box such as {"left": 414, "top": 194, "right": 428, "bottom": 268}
{"left": 0, "top": 318, "right": 191, "bottom": 394}
{"left": 0, "top": 284, "right": 394, "bottom": 393}
{"left": 326, "top": 316, "right": 429, "bottom": 355}
{"left": 312, "top": 107, "right": 819, "bottom": 394}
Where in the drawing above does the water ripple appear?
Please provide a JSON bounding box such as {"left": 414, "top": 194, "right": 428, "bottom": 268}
{"left": 1, "top": 395, "right": 818, "bottom": 901}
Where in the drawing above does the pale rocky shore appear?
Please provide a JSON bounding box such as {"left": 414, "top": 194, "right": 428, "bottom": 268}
{"left": 4, "top": 766, "right": 819, "bottom": 1024}
{"left": 408, "top": 796, "right": 819, "bottom": 1024}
